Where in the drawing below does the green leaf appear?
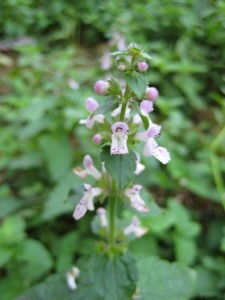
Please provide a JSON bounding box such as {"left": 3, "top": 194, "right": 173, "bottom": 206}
{"left": 94, "top": 97, "right": 118, "bottom": 115}
{"left": 137, "top": 257, "right": 194, "bottom": 300}
{"left": 39, "top": 134, "right": 73, "bottom": 182}
{"left": 17, "top": 273, "right": 101, "bottom": 300}
{"left": 100, "top": 146, "right": 136, "bottom": 189}
{"left": 174, "top": 234, "right": 197, "bottom": 266}
{"left": 193, "top": 267, "right": 219, "bottom": 298}
{"left": 0, "top": 246, "right": 13, "bottom": 267}
{"left": 125, "top": 72, "right": 147, "bottom": 98}
{"left": 140, "top": 114, "right": 149, "bottom": 130}
{"left": 0, "top": 197, "right": 23, "bottom": 218}
{"left": 108, "top": 78, "right": 122, "bottom": 96}
{"left": 41, "top": 172, "right": 76, "bottom": 220}
{"left": 87, "top": 254, "right": 137, "bottom": 300}
{"left": 0, "top": 215, "right": 26, "bottom": 246}
{"left": 54, "top": 231, "right": 79, "bottom": 272}
{"left": 15, "top": 239, "right": 53, "bottom": 283}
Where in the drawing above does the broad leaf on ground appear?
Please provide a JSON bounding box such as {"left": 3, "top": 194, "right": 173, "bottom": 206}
{"left": 137, "top": 256, "right": 194, "bottom": 300}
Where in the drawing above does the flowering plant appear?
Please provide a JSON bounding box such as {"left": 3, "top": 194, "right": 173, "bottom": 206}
{"left": 67, "top": 43, "right": 171, "bottom": 298}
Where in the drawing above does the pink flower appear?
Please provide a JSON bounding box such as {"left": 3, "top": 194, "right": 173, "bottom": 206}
{"left": 140, "top": 100, "right": 153, "bottom": 114}
{"left": 110, "top": 122, "right": 129, "bottom": 155}
{"left": 136, "top": 124, "right": 171, "bottom": 164}
{"left": 124, "top": 216, "right": 148, "bottom": 237}
{"left": 125, "top": 185, "right": 149, "bottom": 212}
{"left": 85, "top": 97, "right": 99, "bottom": 112}
{"left": 100, "top": 51, "right": 112, "bottom": 70}
{"left": 146, "top": 87, "right": 159, "bottom": 101}
{"left": 97, "top": 207, "right": 108, "bottom": 227}
{"left": 94, "top": 80, "right": 109, "bottom": 95}
{"left": 66, "top": 267, "right": 80, "bottom": 290}
{"left": 73, "top": 184, "right": 102, "bottom": 220}
{"left": 79, "top": 114, "right": 104, "bottom": 129}
{"left": 93, "top": 133, "right": 102, "bottom": 144}
{"left": 73, "top": 155, "right": 101, "bottom": 180}
{"left": 138, "top": 61, "right": 148, "bottom": 72}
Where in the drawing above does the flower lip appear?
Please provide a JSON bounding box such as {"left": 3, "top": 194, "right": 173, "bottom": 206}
{"left": 147, "top": 124, "right": 161, "bottom": 138}
{"left": 111, "top": 121, "right": 129, "bottom": 133}
{"left": 83, "top": 183, "right": 91, "bottom": 191}
{"left": 140, "top": 100, "right": 153, "bottom": 114}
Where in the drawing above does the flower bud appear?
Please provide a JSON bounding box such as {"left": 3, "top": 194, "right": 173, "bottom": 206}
{"left": 94, "top": 80, "right": 109, "bottom": 95}
{"left": 138, "top": 61, "right": 148, "bottom": 72}
{"left": 83, "top": 155, "right": 93, "bottom": 168}
{"left": 85, "top": 97, "right": 99, "bottom": 112}
{"left": 117, "top": 64, "right": 126, "bottom": 71}
{"left": 93, "top": 133, "right": 102, "bottom": 144}
{"left": 140, "top": 100, "right": 153, "bottom": 114}
{"left": 146, "top": 87, "right": 159, "bottom": 101}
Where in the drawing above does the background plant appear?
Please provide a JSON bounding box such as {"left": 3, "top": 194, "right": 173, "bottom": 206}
{"left": 0, "top": 0, "right": 225, "bottom": 299}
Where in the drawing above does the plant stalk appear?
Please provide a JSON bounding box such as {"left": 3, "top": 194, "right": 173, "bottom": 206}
{"left": 108, "top": 194, "right": 116, "bottom": 245}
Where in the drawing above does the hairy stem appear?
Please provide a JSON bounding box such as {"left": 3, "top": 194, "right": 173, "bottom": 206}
{"left": 108, "top": 194, "right": 116, "bottom": 245}
{"left": 119, "top": 84, "right": 129, "bottom": 121}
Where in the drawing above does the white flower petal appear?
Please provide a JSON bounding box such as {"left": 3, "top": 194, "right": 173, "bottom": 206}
{"left": 111, "top": 104, "right": 122, "bottom": 117}
{"left": 143, "top": 138, "right": 158, "bottom": 157}
{"left": 66, "top": 272, "right": 77, "bottom": 290}
{"left": 153, "top": 146, "right": 171, "bottom": 164}
{"left": 110, "top": 133, "right": 129, "bottom": 155}
{"left": 135, "top": 131, "right": 148, "bottom": 141}
{"left": 73, "top": 167, "right": 88, "bottom": 178}
{"left": 73, "top": 203, "right": 87, "bottom": 220}
{"left": 93, "top": 114, "right": 104, "bottom": 123}
{"left": 87, "top": 165, "right": 102, "bottom": 180}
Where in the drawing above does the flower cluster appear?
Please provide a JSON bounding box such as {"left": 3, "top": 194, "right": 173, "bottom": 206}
{"left": 72, "top": 43, "right": 170, "bottom": 245}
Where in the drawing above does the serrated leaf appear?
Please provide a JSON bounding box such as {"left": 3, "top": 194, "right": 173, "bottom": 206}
{"left": 94, "top": 98, "right": 118, "bottom": 115}
{"left": 88, "top": 254, "right": 137, "bottom": 300}
{"left": 137, "top": 257, "right": 194, "bottom": 300}
{"left": 17, "top": 273, "right": 101, "bottom": 300}
{"left": 100, "top": 146, "right": 136, "bottom": 189}
{"left": 111, "top": 50, "right": 128, "bottom": 57}
{"left": 108, "top": 78, "right": 122, "bottom": 96}
{"left": 125, "top": 72, "right": 147, "bottom": 98}
{"left": 140, "top": 52, "right": 153, "bottom": 61}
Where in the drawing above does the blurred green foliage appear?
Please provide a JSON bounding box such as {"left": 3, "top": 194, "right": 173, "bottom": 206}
{"left": 0, "top": 0, "right": 225, "bottom": 299}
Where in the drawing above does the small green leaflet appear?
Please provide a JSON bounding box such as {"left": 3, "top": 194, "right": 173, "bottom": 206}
{"left": 125, "top": 72, "right": 147, "bottom": 98}
{"left": 107, "top": 78, "right": 122, "bottom": 96}
{"left": 140, "top": 114, "right": 149, "bottom": 130}
{"left": 100, "top": 146, "right": 136, "bottom": 189}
